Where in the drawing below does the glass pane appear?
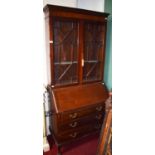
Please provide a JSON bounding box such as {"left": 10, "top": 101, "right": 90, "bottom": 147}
{"left": 53, "top": 19, "right": 78, "bottom": 86}
{"left": 83, "top": 22, "right": 105, "bottom": 82}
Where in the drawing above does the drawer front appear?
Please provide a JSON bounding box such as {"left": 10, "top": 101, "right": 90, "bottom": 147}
{"left": 58, "top": 113, "right": 104, "bottom": 132}
{"left": 59, "top": 103, "right": 105, "bottom": 123}
{"left": 56, "top": 122, "right": 102, "bottom": 143}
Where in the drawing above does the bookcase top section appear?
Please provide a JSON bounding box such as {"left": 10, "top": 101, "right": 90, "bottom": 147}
{"left": 43, "top": 4, "right": 109, "bottom": 18}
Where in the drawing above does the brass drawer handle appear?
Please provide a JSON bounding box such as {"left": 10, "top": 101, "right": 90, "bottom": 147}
{"left": 69, "top": 132, "right": 77, "bottom": 138}
{"left": 69, "top": 113, "right": 77, "bottom": 119}
{"left": 95, "top": 114, "right": 102, "bottom": 120}
{"left": 69, "top": 122, "right": 77, "bottom": 128}
{"left": 96, "top": 106, "right": 103, "bottom": 111}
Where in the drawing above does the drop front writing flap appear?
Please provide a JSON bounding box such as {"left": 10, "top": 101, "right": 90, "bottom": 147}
{"left": 50, "top": 83, "right": 108, "bottom": 113}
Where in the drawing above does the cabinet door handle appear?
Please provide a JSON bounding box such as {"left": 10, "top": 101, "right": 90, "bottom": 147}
{"left": 49, "top": 40, "right": 53, "bottom": 44}
{"left": 69, "top": 113, "right": 77, "bottom": 119}
{"left": 69, "top": 122, "right": 77, "bottom": 128}
{"left": 69, "top": 132, "right": 77, "bottom": 138}
{"left": 95, "top": 114, "right": 102, "bottom": 120}
{"left": 82, "top": 59, "right": 84, "bottom": 67}
{"left": 96, "top": 106, "right": 103, "bottom": 111}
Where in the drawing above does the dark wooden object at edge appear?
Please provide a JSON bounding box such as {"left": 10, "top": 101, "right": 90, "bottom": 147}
{"left": 97, "top": 94, "right": 112, "bottom": 155}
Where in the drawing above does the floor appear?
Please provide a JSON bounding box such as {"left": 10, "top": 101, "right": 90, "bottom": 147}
{"left": 44, "top": 134, "right": 99, "bottom": 155}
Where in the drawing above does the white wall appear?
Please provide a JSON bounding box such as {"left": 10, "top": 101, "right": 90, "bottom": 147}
{"left": 43, "top": 0, "right": 105, "bottom": 12}
{"left": 43, "top": 0, "right": 77, "bottom": 7}
{"left": 77, "top": 0, "right": 104, "bottom": 12}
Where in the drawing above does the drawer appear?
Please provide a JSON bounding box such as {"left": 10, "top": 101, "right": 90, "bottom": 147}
{"left": 58, "top": 113, "right": 104, "bottom": 132}
{"left": 56, "top": 122, "right": 102, "bottom": 143}
{"left": 58, "top": 103, "right": 105, "bottom": 123}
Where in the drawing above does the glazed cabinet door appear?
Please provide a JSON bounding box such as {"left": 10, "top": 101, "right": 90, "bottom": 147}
{"left": 82, "top": 22, "right": 106, "bottom": 83}
{"left": 52, "top": 18, "right": 79, "bottom": 86}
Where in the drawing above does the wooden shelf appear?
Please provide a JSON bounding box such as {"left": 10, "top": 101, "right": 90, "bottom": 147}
{"left": 84, "top": 60, "right": 100, "bottom": 63}
{"left": 54, "top": 61, "right": 78, "bottom": 65}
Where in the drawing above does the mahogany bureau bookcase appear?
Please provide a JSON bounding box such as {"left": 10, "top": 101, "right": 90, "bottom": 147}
{"left": 43, "top": 4, "right": 109, "bottom": 155}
